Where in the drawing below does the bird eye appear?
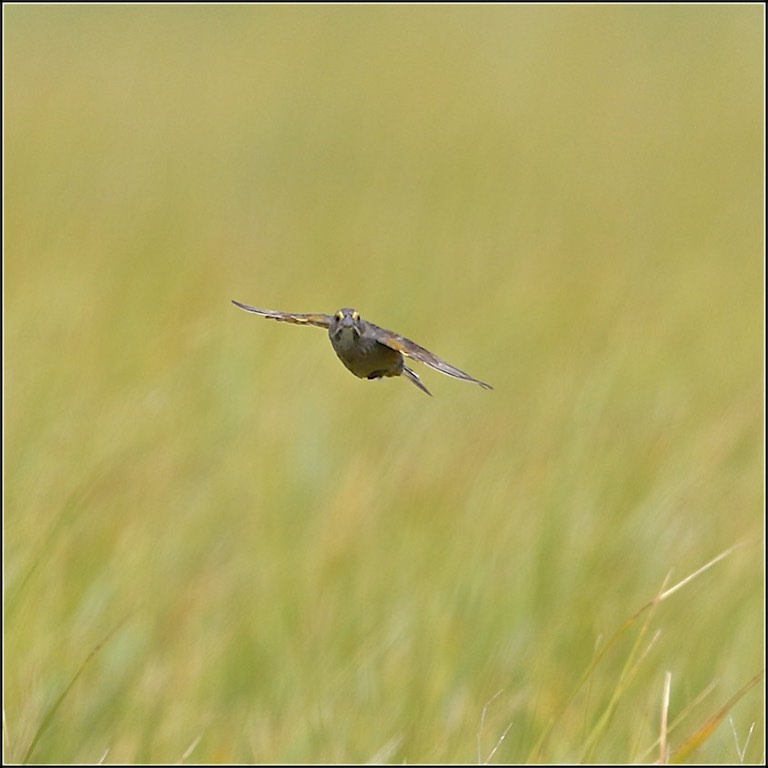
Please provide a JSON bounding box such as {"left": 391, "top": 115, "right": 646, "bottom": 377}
{"left": 352, "top": 311, "right": 359, "bottom": 321}
{"left": 335, "top": 311, "right": 344, "bottom": 321}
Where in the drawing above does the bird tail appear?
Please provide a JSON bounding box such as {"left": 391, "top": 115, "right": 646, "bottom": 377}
{"left": 402, "top": 365, "right": 432, "bottom": 396}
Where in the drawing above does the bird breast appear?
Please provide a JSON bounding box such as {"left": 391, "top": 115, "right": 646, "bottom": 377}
{"left": 331, "top": 326, "right": 360, "bottom": 353}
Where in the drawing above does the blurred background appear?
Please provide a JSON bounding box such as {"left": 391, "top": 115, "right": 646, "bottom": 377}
{"left": 4, "top": 5, "right": 763, "bottom": 763}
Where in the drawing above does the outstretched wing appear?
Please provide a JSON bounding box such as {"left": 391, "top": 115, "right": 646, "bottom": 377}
{"left": 367, "top": 321, "right": 493, "bottom": 390}
{"left": 231, "top": 300, "right": 332, "bottom": 329}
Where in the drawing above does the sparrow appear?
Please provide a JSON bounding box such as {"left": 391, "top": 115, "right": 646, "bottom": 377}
{"left": 232, "top": 300, "right": 493, "bottom": 396}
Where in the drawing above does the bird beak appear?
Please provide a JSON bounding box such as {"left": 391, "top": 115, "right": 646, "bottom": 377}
{"left": 342, "top": 314, "right": 360, "bottom": 336}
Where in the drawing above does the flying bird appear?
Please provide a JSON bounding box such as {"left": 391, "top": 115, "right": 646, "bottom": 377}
{"left": 232, "top": 300, "right": 493, "bottom": 396}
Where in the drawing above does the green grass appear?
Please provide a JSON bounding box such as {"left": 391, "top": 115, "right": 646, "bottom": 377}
{"left": 5, "top": 5, "right": 764, "bottom": 763}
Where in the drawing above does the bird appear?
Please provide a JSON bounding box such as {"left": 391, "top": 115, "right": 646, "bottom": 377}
{"left": 232, "top": 300, "right": 493, "bottom": 396}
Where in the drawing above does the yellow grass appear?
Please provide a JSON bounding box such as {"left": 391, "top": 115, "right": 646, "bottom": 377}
{"left": 5, "top": 5, "right": 764, "bottom": 763}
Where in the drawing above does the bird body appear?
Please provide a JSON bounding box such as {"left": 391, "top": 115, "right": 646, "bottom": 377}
{"left": 232, "top": 301, "right": 492, "bottom": 396}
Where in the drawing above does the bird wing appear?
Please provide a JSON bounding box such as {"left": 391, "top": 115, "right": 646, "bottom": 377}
{"left": 366, "top": 321, "right": 493, "bottom": 390}
{"left": 232, "top": 300, "right": 333, "bottom": 329}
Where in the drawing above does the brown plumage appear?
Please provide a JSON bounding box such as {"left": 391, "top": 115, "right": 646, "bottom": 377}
{"left": 232, "top": 301, "right": 493, "bottom": 396}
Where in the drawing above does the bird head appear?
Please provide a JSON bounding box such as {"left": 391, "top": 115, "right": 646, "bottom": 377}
{"left": 330, "top": 308, "right": 364, "bottom": 347}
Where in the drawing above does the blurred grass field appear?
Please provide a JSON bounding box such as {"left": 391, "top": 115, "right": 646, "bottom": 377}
{"left": 4, "top": 5, "right": 764, "bottom": 764}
